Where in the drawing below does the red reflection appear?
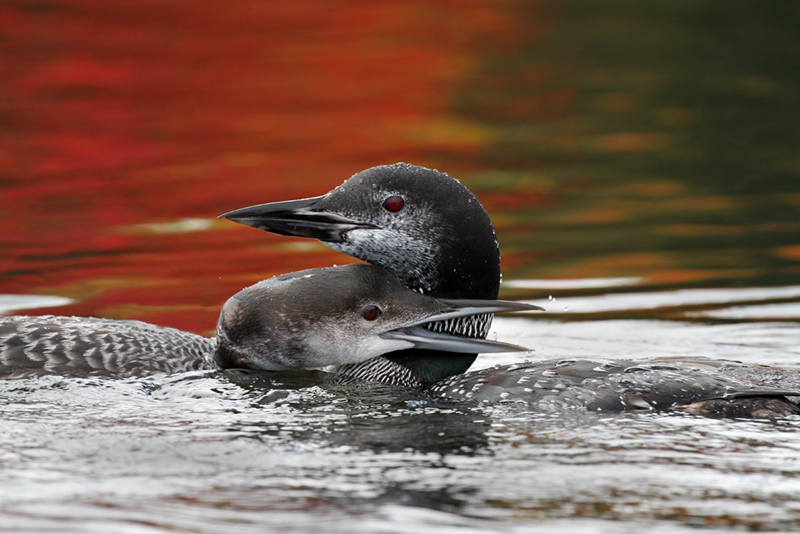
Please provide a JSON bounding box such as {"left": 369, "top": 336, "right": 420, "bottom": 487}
{"left": 0, "top": 1, "right": 525, "bottom": 332}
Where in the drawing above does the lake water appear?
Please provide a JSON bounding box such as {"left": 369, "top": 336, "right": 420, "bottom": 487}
{"left": 2, "top": 1, "right": 800, "bottom": 532}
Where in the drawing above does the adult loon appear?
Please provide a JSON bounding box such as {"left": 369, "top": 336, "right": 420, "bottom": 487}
{"left": 220, "top": 163, "right": 800, "bottom": 417}
{"left": 0, "top": 264, "right": 536, "bottom": 379}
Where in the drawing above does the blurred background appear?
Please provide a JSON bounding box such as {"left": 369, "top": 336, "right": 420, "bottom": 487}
{"left": 2, "top": 0, "right": 800, "bottom": 334}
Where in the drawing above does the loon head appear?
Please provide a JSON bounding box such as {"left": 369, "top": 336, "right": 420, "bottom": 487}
{"left": 214, "top": 264, "right": 539, "bottom": 372}
{"left": 219, "top": 163, "right": 500, "bottom": 300}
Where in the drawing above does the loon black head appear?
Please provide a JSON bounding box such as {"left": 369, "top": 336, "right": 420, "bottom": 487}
{"left": 214, "top": 264, "right": 539, "bottom": 372}
{"left": 219, "top": 163, "right": 500, "bottom": 300}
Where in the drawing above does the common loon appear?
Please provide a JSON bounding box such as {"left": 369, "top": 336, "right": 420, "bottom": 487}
{"left": 0, "top": 264, "right": 537, "bottom": 379}
{"left": 220, "top": 163, "right": 800, "bottom": 417}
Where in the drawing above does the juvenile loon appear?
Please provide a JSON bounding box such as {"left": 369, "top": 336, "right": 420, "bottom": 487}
{"left": 220, "top": 163, "right": 800, "bottom": 417}
{"left": 0, "top": 264, "right": 537, "bottom": 379}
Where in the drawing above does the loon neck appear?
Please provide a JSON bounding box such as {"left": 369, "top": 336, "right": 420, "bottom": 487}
{"left": 331, "top": 350, "right": 477, "bottom": 389}
{"left": 405, "top": 243, "right": 501, "bottom": 301}
{"left": 384, "top": 351, "right": 477, "bottom": 387}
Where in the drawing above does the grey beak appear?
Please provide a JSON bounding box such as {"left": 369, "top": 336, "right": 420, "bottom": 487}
{"left": 380, "top": 298, "right": 543, "bottom": 354}
{"left": 219, "top": 196, "right": 378, "bottom": 243}
{"left": 379, "top": 327, "right": 531, "bottom": 354}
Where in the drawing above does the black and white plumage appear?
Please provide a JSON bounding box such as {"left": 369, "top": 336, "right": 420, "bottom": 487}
{"left": 428, "top": 357, "right": 800, "bottom": 417}
{"left": 221, "top": 163, "right": 800, "bottom": 417}
{"left": 0, "top": 315, "right": 214, "bottom": 379}
{"left": 0, "top": 265, "right": 538, "bottom": 379}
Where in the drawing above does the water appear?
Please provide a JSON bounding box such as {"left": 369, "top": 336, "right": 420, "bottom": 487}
{"left": 2, "top": 0, "right": 800, "bottom": 532}
{"left": 3, "top": 348, "right": 800, "bottom": 533}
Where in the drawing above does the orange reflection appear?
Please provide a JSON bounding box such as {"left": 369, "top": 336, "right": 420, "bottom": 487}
{"left": 0, "top": 1, "right": 525, "bottom": 332}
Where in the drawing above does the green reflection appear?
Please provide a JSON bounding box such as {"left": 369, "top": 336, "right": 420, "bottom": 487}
{"left": 447, "top": 1, "right": 800, "bottom": 293}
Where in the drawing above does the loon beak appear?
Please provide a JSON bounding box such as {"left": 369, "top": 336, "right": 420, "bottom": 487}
{"left": 218, "top": 196, "right": 378, "bottom": 243}
{"left": 379, "top": 299, "right": 543, "bottom": 354}
{"left": 379, "top": 327, "right": 531, "bottom": 354}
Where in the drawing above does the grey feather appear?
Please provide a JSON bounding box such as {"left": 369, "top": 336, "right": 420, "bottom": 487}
{"left": 0, "top": 315, "right": 215, "bottom": 378}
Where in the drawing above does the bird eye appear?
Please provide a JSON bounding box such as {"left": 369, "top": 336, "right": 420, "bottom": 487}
{"left": 383, "top": 195, "right": 404, "bottom": 213}
{"left": 361, "top": 305, "right": 381, "bottom": 321}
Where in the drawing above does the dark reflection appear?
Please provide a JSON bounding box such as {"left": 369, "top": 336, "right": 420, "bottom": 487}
{"left": 315, "top": 396, "right": 492, "bottom": 455}
{"left": 221, "top": 368, "right": 333, "bottom": 391}
{"left": 374, "top": 484, "right": 475, "bottom": 513}
{"left": 221, "top": 369, "right": 492, "bottom": 454}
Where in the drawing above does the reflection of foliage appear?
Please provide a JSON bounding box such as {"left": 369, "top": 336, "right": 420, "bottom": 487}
{"left": 459, "top": 1, "right": 800, "bottom": 191}
{"left": 451, "top": 1, "right": 800, "bottom": 289}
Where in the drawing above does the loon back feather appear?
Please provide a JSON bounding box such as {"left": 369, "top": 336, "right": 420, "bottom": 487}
{"left": 0, "top": 315, "right": 214, "bottom": 379}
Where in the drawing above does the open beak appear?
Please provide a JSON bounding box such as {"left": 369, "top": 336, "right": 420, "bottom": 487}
{"left": 219, "top": 196, "right": 378, "bottom": 243}
{"left": 380, "top": 299, "right": 543, "bottom": 354}
{"left": 379, "top": 327, "right": 531, "bottom": 354}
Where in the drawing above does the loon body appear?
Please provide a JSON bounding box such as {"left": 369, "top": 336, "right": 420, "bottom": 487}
{"left": 0, "top": 265, "right": 536, "bottom": 379}
{"left": 427, "top": 357, "right": 800, "bottom": 417}
{"left": 221, "top": 163, "right": 800, "bottom": 417}
{"left": 0, "top": 315, "right": 214, "bottom": 379}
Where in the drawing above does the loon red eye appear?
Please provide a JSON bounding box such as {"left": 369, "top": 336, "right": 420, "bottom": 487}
{"left": 383, "top": 195, "right": 404, "bottom": 212}
{"left": 361, "top": 305, "right": 381, "bottom": 321}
